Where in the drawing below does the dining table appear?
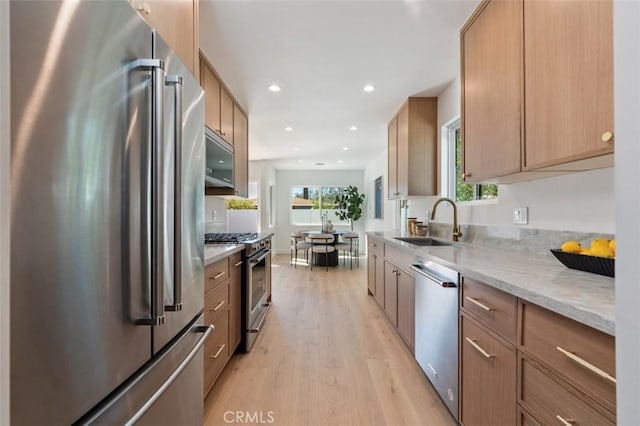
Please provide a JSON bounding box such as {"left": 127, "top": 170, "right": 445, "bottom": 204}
{"left": 302, "top": 230, "right": 352, "bottom": 267}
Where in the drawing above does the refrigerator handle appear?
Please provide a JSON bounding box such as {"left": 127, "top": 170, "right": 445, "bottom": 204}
{"left": 133, "top": 58, "right": 166, "bottom": 326}
{"left": 125, "top": 325, "right": 214, "bottom": 426}
{"left": 165, "top": 75, "right": 183, "bottom": 312}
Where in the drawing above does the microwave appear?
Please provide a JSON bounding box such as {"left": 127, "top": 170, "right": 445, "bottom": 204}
{"left": 205, "top": 126, "right": 234, "bottom": 188}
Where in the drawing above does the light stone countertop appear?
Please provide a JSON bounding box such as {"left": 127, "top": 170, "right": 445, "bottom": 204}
{"left": 367, "top": 231, "right": 615, "bottom": 336}
{"left": 204, "top": 244, "right": 244, "bottom": 266}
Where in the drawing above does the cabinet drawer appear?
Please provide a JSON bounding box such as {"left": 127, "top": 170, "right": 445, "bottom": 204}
{"left": 205, "top": 257, "right": 229, "bottom": 294}
{"left": 520, "top": 356, "right": 614, "bottom": 426}
{"left": 461, "top": 316, "right": 516, "bottom": 426}
{"left": 520, "top": 302, "right": 615, "bottom": 413}
{"left": 205, "top": 282, "right": 229, "bottom": 325}
{"left": 517, "top": 406, "right": 540, "bottom": 426}
{"left": 229, "top": 251, "right": 243, "bottom": 268}
{"left": 204, "top": 310, "right": 229, "bottom": 394}
{"left": 462, "top": 277, "right": 517, "bottom": 342}
{"left": 384, "top": 244, "right": 414, "bottom": 277}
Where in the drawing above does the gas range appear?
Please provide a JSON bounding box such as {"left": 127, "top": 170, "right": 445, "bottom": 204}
{"left": 205, "top": 232, "right": 271, "bottom": 257}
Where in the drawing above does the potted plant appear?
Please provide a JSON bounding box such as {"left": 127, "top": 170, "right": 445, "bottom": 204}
{"left": 335, "top": 185, "right": 365, "bottom": 231}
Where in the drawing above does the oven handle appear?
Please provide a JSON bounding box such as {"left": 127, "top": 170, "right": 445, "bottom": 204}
{"left": 248, "top": 249, "right": 271, "bottom": 266}
{"left": 248, "top": 302, "right": 271, "bottom": 333}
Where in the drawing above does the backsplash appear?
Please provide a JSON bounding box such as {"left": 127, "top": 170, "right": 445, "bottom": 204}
{"left": 204, "top": 196, "right": 227, "bottom": 233}
{"left": 427, "top": 222, "right": 614, "bottom": 257}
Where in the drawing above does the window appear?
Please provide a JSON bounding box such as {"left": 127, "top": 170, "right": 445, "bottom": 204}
{"left": 443, "top": 119, "right": 498, "bottom": 202}
{"left": 290, "top": 186, "right": 349, "bottom": 226}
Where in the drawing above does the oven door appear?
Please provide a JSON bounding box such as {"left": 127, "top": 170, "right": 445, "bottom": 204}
{"left": 245, "top": 249, "right": 271, "bottom": 351}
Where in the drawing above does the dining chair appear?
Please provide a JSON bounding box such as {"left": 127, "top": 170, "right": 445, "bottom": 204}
{"left": 309, "top": 233, "right": 335, "bottom": 271}
{"left": 335, "top": 232, "right": 359, "bottom": 269}
{"left": 290, "top": 232, "right": 312, "bottom": 267}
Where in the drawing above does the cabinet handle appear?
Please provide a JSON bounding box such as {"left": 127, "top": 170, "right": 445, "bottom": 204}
{"left": 556, "top": 346, "right": 616, "bottom": 384}
{"left": 601, "top": 131, "right": 614, "bottom": 143}
{"left": 556, "top": 415, "right": 575, "bottom": 425}
{"left": 210, "top": 344, "right": 226, "bottom": 360}
{"left": 210, "top": 272, "right": 225, "bottom": 280}
{"left": 465, "top": 337, "right": 495, "bottom": 359}
{"left": 220, "top": 131, "right": 226, "bottom": 136}
{"left": 210, "top": 300, "right": 225, "bottom": 312}
{"left": 465, "top": 296, "right": 494, "bottom": 311}
{"left": 234, "top": 261, "right": 243, "bottom": 267}
{"left": 462, "top": 172, "right": 471, "bottom": 179}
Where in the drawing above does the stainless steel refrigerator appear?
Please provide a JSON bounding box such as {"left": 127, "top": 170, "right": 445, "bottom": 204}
{"left": 10, "top": 1, "right": 208, "bottom": 424}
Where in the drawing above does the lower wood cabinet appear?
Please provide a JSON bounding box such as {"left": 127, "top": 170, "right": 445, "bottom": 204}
{"left": 203, "top": 250, "right": 244, "bottom": 397}
{"left": 396, "top": 271, "right": 415, "bottom": 352}
{"left": 366, "top": 236, "right": 385, "bottom": 307}
{"left": 461, "top": 315, "right": 516, "bottom": 426}
{"left": 383, "top": 261, "right": 398, "bottom": 327}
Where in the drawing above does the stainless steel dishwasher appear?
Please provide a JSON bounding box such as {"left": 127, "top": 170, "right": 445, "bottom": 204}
{"left": 411, "top": 261, "right": 459, "bottom": 421}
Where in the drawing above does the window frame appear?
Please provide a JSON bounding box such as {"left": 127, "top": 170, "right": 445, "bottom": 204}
{"left": 289, "top": 185, "right": 350, "bottom": 226}
{"left": 441, "top": 117, "right": 498, "bottom": 204}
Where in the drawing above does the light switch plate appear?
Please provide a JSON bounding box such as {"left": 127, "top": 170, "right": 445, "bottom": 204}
{"left": 513, "top": 207, "right": 529, "bottom": 225}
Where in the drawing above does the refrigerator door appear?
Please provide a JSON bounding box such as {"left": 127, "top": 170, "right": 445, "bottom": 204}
{"left": 10, "top": 1, "right": 156, "bottom": 424}
{"left": 152, "top": 33, "right": 205, "bottom": 352}
{"left": 77, "top": 315, "right": 211, "bottom": 425}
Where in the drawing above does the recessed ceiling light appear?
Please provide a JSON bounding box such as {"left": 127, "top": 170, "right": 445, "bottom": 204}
{"left": 285, "top": 126, "right": 293, "bottom": 131}
{"left": 315, "top": 162, "right": 325, "bottom": 166}
{"left": 350, "top": 126, "right": 358, "bottom": 131}
{"left": 298, "top": 160, "right": 304, "bottom": 163}
{"left": 293, "top": 147, "right": 299, "bottom": 151}
{"left": 268, "top": 84, "right": 281, "bottom": 92}
{"left": 363, "top": 84, "right": 375, "bottom": 92}
{"left": 343, "top": 147, "right": 349, "bottom": 151}
{"left": 338, "top": 160, "right": 343, "bottom": 164}
{"left": 218, "top": 160, "right": 224, "bottom": 163}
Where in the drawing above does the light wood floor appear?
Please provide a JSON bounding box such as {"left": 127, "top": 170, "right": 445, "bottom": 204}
{"left": 204, "top": 254, "right": 455, "bottom": 426}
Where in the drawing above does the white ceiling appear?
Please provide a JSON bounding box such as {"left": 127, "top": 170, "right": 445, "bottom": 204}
{"left": 199, "top": 0, "right": 480, "bottom": 171}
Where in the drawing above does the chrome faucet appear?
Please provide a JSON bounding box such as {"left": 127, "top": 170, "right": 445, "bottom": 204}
{"left": 430, "top": 197, "right": 463, "bottom": 242}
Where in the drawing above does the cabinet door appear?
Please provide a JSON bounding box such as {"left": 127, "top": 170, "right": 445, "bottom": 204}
{"left": 201, "top": 61, "right": 221, "bottom": 133}
{"left": 524, "top": 0, "right": 613, "bottom": 169}
{"left": 374, "top": 253, "right": 385, "bottom": 308}
{"left": 462, "top": 0, "right": 522, "bottom": 182}
{"left": 396, "top": 105, "right": 409, "bottom": 197}
{"left": 229, "top": 253, "right": 243, "bottom": 352}
{"left": 461, "top": 316, "right": 516, "bottom": 426}
{"left": 387, "top": 118, "right": 398, "bottom": 199}
{"left": 383, "top": 261, "right": 398, "bottom": 327}
{"left": 367, "top": 250, "right": 376, "bottom": 296}
{"left": 233, "top": 104, "right": 248, "bottom": 197}
{"left": 220, "top": 87, "right": 234, "bottom": 145}
{"left": 396, "top": 271, "right": 415, "bottom": 351}
{"left": 132, "top": 0, "right": 196, "bottom": 75}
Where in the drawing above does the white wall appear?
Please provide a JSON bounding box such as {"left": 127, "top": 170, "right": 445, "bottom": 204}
{"left": 363, "top": 151, "right": 397, "bottom": 232}
{"left": 1, "top": 1, "right": 10, "bottom": 422}
{"left": 614, "top": 0, "right": 640, "bottom": 423}
{"left": 274, "top": 170, "right": 365, "bottom": 254}
{"left": 405, "top": 77, "right": 615, "bottom": 234}
{"left": 249, "top": 160, "right": 277, "bottom": 233}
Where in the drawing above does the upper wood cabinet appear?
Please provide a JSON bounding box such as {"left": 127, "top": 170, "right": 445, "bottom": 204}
{"left": 461, "top": 0, "right": 522, "bottom": 183}
{"left": 461, "top": 0, "right": 613, "bottom": 184}
{"left": 129, "top": 0, "right": 198, "bottom": 77}
{"left": 523, "top": 0, "right": 613, "bottom": 170}
{"left": 233, "top": 104, "right": 249, "bottom": 198}
{"left": 387, "top": 97, "right": 438, "bottom": 199}
{"left": 200, "top": 54, "right": 234, "bottom": 146}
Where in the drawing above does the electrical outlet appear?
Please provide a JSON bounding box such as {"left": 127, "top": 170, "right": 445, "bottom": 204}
{"left": 513, "top": 207, "right": 529, "bottom": 225}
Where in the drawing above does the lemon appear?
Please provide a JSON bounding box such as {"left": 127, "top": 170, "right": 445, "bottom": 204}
{"left": 591, "top": 245, "right": 614, "bottom": 258}
{"left": 591, "top": 238, "right": 610, "bottom": 250}
{"left": 561, "top": 240, "right": 582, "bottom": 253}
{"left": 609, "top": 239, "right": 616, "bottom": 256}
{"left": 580, "top": 249, "right": 592, "bottom": 256}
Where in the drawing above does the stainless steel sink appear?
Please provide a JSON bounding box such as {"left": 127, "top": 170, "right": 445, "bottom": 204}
{"left": 393, "top": 237, "right": 454, "bottom": 247}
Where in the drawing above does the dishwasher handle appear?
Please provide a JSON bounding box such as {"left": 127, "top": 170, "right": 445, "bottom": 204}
{"left": 411, "top": 264, "right": 457, "bottom": 288}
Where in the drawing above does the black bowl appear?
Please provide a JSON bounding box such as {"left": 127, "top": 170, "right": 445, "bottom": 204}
{"left": 550, "top": 249, "right": 614, "bottom": 278}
